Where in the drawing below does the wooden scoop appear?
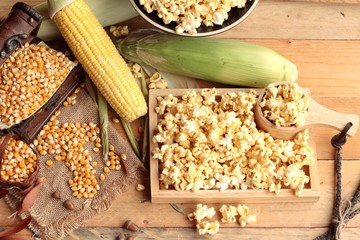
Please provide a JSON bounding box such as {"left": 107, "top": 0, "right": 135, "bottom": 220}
{"left": 254, "top": 83, "right": 359, "bottom": 140}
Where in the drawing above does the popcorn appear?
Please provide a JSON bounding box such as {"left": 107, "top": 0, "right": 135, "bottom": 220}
{"left": 139, "top": 0, "right": 248, "bottom": 34}
{"left": 188, "top": 203, "right": 256, "bottom": 236}
{"left": 188, "top": 204, "right": 219, "bottom": 235}
{"left": 109, "top": 25, "right": 129, "bottom": 37}
{"left": 219, "top": 204, "right": 238, "bottom": 223}
{"left": 196, "top": 220, "right": 220, "bottom": 235}
{"left": 148, "top": 72, "right": 168, "bottom": 89}
{"left": 260, "top": 83, "right": 309, "bottom": 127}
{"left": 237, "top": 204, "right": 257, "bottom": 227}
{"left": 187, "top": 203, "right": 216, "bottom": 222}
{"left": 153, "top": 89, "right": 315, "bottom": 196}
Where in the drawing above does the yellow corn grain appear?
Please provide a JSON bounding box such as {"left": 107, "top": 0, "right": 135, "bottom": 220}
{"left": 46, "top": 160, "right": 54, "bottom": 167}
{"left": 99, "top": 174, "right": 105, "bottom": 181}
{"left": 49, "top": 0, "right": 147, "bottom": 122}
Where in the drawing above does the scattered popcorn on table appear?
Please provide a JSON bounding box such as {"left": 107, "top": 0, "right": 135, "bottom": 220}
{"left": 237, "top": 204, "right": 256, "bottom": 227}
{"left": 219, "top": 204, "right": 238, "bottom": 223}
{"left": 188, "top": 204, "right": 219, "bottom": 235}
{"left": 187, "top": 204, "right": 216, "bottom": 222}
{"left": 196, "top": 220, "right": 220, "bottom": 235}
{"left": 188, "top": 203, "right": 256, "bottom": 235}
{"left": 152, "top": 88, "right": 315, "bottom": 196}
{"left": 260, "top": 83, "right": 309, "bottom": 127}
{"left": 138, "top": 0, "right": 248, "bottom": 34}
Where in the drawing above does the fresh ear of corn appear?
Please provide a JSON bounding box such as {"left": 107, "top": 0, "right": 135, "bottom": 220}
{"left": 48, "top": 0, "right": 147, "bottom": 122}
{"left": 116, "top": 30, "right": 298, "bottom": 87}
{"left": 34, "top": 0, "right": 138, "bottom": 41}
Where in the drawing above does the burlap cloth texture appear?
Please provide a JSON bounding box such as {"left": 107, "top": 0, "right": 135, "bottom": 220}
{"left": 4, "top": 88, "right": 143, "bottom": 239}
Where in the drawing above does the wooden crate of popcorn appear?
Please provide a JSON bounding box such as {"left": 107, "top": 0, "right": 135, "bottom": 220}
{"left": 149, "top": 88, "right": 320, "bottom": 203}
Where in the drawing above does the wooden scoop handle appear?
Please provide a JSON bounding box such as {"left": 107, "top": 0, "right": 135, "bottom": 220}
{"left": 305, "top": 97, "right": 359, "bottom": 137}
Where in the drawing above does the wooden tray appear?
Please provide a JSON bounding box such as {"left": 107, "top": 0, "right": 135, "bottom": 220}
{"left": 149, "top": 88, "right": 320, "bottom": 203}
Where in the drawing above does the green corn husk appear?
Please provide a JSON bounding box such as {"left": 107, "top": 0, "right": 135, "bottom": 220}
{"left": 98, "top": 90, "right": 109, "bottom": 160}
{"left": 116, "top": 29, "right": 298, "bottom": 87}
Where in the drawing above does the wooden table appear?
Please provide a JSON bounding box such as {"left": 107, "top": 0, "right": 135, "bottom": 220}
{"left": 1, "top": 0, "right": 360, "bottom": 239}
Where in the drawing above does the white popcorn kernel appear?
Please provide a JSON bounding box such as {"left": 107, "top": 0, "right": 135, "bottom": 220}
{"left": 212, "top": 9, "right": 228, "bottom": 25}
{"left": 197, "top": 220, "right": 220, "bottom": 235}
{"left": 191, "top": 204, "right": 216, "bottom": 222}
{"left": 219, "top": 204, "right": 238, "bottom": 223}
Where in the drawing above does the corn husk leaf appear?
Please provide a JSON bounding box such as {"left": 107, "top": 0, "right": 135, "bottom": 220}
{"left": 139, "top": 69, "right": 149, "bottom": 163}
{"left": 121, "top": 118, "right": 140, "bottom": 158}
{"left": 84, "top": 76, "right": 98, "bottom": 107}
{"left": 98, "top": 90, "right": 109, "bottom": 160}
{"left": 170, "top": 203, "right": 186, "bottom": 215}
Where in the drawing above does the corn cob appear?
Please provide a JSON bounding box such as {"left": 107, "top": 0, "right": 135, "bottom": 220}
{"left": 35, "top": 0, "right": 138, "bottom": 41}
{"left": 116, "top": 30, "right": 298, "bottom": 87}
{"left": 48, "top": 0, "right": 147, "bottom": 122}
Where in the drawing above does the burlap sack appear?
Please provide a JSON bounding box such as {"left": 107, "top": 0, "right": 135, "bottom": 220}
{"left": 5, "top": 88, "right": 143, "bottom": 240}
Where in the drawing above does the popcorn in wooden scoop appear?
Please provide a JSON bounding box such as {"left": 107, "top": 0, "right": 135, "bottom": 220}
{"left": 255, "top": 81, "right": 359, "bottom": 140}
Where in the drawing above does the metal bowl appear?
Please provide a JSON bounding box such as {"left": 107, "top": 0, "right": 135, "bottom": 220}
{"left": 129, "top": 0, "right": 259, "bottom": 37}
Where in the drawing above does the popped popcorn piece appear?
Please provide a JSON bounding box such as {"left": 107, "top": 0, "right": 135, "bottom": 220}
{"left": 127, "top": 63, "right": 168, "bottom": 91}
{"left": 187, "top": 203, "right": 216, "bottom": 222}
{"left": 219, "top": 204, "right": 238, "bottom": 223}
{"left": 128, "top": 62, "right": 143, "bottom": 79}
{"left": 148, "top": 72, "right": 168, "bottom": 89}
{"left": 109, "top": 25, "right": 129, "bottom": 37}
{"left": 188, "top": 204, "right": 219, "bottom": 235}
{"left": 196, "top": 220, "right": 220, "bottom": 235}
{"left": 139, "top": 0, "right": 248, "bottom": 35}
{"left": 153, "top": 88, "right": 315, "bottom": 196}
{"left": 188, "top": 203, "right": 256, "bottom": 236}
{"left": 260, "top": 83, "right": 309, "bottom": 127}
{"left": 237, "top": 204, "right": 256, "bottom": 227}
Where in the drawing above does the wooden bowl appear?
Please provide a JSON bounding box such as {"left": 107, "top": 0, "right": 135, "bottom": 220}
{"left": 129, "top": 0, "right": 259, "bottom": 37}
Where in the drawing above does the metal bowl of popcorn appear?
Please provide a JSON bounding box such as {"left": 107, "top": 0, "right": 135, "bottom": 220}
{"left": 129, "top": 0, "right": 259, "bottom": 36}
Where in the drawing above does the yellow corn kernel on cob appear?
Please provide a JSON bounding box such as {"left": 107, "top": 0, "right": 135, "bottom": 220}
{"left": 48, "top": 0, "right": 147, "bottom": 122}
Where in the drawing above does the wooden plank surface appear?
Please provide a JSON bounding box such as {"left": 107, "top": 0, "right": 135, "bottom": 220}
{"left": 1, "top": 0, "right": 360, "bottom": 239}
{"left": 0, "top": 0, "right": 360, "bottom": 40}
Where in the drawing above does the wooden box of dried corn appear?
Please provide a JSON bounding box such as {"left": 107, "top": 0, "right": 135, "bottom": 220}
{"left": 148, "top": 88, "right": 320, "bottom": 203}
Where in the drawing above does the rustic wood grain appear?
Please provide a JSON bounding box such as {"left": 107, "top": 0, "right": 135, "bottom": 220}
{"left": 62, "top": 227, "right": 360, "bottom": 240}
{"left": 2, "top": 161, "right": 359, "bottom": 228}
{"left": 0, "top": 1, "right": 360, "bottom": 40}
{"left": 0, "top": 0, "right": 360, "bottom": 239}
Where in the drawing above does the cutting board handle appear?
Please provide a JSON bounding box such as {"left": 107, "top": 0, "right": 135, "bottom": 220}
{"left": 305, "top": 97, "right": 359, "bottom": 137}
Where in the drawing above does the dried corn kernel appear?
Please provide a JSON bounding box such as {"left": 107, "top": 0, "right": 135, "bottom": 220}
{"left": 46, "top": 160, "right": 54, "bottom": 167}
{"left": 99, "top": 174, "right": 105, "bottom": 181}
{"left": 0, "top": 43, "right": 73, "bottom": 127}
{"left": 0, "top": 137, "right": 37, "bottom": 182}
{"left": 33, "top": 109, "right": 102, "bottom": 199}
{"left": 103, "top": 167, "right": 110, "bottom": 174}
